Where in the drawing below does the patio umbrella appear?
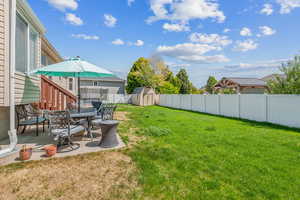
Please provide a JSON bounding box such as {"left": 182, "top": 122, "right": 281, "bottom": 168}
{"left": 31, "top": 57, "right": 116, "bottom": 111}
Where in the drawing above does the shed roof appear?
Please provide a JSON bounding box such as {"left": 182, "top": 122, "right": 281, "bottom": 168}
{"left": 132, "top": 87, "right": 144, "bottom": 94}
{"left": 132, "top": 87, "right": 155, "bottom": 95}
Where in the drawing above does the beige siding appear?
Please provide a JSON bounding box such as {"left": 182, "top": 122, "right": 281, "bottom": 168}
{"left": 0, "top": 0, "right": 5, "bottom": 106}
{"left": 14, "top": 72, "right": 40, "bottom": 104}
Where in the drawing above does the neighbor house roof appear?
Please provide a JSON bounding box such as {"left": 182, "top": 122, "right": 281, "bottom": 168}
{"left": 80, "top": 76, "right": 125, "bottom": 82}
{"left": 222, "top": 77, "right": 267, "bottom": 86}
{"left": 261, "top": 74, "right": 286, "bottom": 82}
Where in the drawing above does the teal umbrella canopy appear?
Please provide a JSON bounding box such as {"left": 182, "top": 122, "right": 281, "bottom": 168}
{"left": 31, "top": 57, "right": 116, "bottom": 111}
{"left": 31, "top": 57, "right": 115, "bottom": 78}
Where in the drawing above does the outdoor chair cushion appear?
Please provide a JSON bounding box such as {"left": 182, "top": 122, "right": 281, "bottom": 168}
{"left": 19, "top": 117, "right": 47, "bottom": 126}
{"left": 51, "top": 125, "right": 85, "bottom": 141}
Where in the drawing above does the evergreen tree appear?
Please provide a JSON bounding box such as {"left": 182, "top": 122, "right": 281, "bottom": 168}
{"left": 205, "top": 76, "right": 218, "bottom": 94}
{"left": 176, "top": 69, "right": 191, "bottom": 94}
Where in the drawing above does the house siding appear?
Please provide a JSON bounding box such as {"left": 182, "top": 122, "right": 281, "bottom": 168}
{"left": 0, "top": 0, "right": 5, "bottom": 106}
{"left": 81, "top": 80, "right": 125, "bottom": 94}
{"left": 0, "top": 0, "right": 8, "bottom": 140}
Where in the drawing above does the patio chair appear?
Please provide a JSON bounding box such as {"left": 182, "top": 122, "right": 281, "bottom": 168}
{"left": 46, "top": 110, "right": 85, "bottom": 152}
{"left": 92, "top": 103, "right": 117, "bottom": 127}
{"left": 91, "top": 101, "right": 102, "bottom": 115}
{"left": 16, "top": 104, "right": 47, "bottom": 136}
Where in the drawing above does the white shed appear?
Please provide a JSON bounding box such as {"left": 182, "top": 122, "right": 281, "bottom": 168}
{"left": 131, "top": 87, "right": 156, "bottom": 106}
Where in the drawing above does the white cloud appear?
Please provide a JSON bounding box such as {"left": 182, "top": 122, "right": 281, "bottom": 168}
{"left": 104, "top": 14, "right": 117, "bottom": 27}
{"left": 128, "top": 0, "right": 135, "bottom": 6}
{"left": 260, "top": 4, "right": 274, "bottom": 15}
{"left": 113, "top": 39, "right": 144, "bottom": 46}
{"left": 233, "top": 40, "right": 258, "bottom": 52}
{"left": 134, "top": 40, "right": 144, "bottom": 46}
{"left": 112, "top": 39, "right": 125, "bottom": 45}
{"left": 71, "top": 34, "right": 99, "bottom": 40}
{"left": 277, "top": 0, "right": 300, "bottom": 14}
{"left": 147, "top": 0, "right": 225, "bottom": 24}
{"left": 156, "top": 43, "right": 230, "bottom": 63}
{"left": 47, "top": 0, "right": 78, "bottom": 11}
{"left": 240, "top": 27, "right": 252, "bottom": 36}
{"left": 65, "top": 13, "right": 83, "bottom": 26}
{"left": 223, "top": 28, "right": 231, "bottom": 33}
{"left": 224, "top": 59, "right": 288, "bottom": 70}
{"left": 259, "top": 26, "right": 276, "bottom": 36}
{"left": 189, "top": 33, "right": 232, "bottom": 47}
{"left": 163, "top": 22, "right": 190, "bottom": 32}
{"left": 166, "top": 62, "right": 191, "bottom": 68}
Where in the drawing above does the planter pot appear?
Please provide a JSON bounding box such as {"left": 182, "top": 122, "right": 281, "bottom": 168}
{"left": 19, "top": 148, "right": 32, "bottom": 161}
{"left": 44, "top": 145, "right": 57, "bottom": 157}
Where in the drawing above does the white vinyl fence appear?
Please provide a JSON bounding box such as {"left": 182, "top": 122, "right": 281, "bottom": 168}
{"left": 82, "top": 94, "right": 132, "bottom": 104}
{"left": 158, "top": 94, "right": 300, "bottom": 128}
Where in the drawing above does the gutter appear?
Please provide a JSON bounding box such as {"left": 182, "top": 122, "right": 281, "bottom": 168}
{"left": 0, "top": 0, "right": 18, "bottom": 157}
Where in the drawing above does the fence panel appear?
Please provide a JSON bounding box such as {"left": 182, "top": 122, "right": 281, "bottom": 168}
{"left": 205, "top": 95, "right": 220, "bottom": 115}
{"left": 166, "top": 95, "right": 173, "bottom": 107}
{"left": 240, "top": 95, "right": 267, "bottom": 122}
{"left": 220, "top": 95, "right": 239, "bottom": 118}
{"left": 157, "top": 94, "right": 300, "bottom": 128}
{"left": 172, "top": 95, "right": 181, "bottom": 109}
{"left": 160, "top": 95, "right": 167, "bottom": 106}
{"left": 191, "top": 95, "right": 205, "bottom": 112}
{"left": 268, "top": 95, "right": 300, "bottom": 128}
{"left": 181, "top": 95, "right": 192, "bottom": 110}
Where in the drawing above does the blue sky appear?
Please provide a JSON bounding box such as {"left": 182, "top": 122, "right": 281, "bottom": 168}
{"left": 28, "top": 0, "right": 300, "bottom": 86}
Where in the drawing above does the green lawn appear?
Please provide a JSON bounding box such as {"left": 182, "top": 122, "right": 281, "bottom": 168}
{"left": 118, "top": 105, "right": 300, "bottom": 200}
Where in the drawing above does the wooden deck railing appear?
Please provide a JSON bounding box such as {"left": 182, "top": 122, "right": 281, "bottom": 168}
{"left": 40, "top": 76, "right": 77, "bottom": 110}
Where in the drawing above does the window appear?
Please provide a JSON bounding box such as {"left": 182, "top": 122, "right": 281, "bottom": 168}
{"left": 93, "top": 81, "right": 98, "bottom": 86}
{"left": 29, "top": 29, "right": 38, "bottom": 71}
{"left": 15, "top": 13, "right": 39, "bottom": 73}
{"left": 41, "top": 54, "right": 47, "bottom": 66}
{"left": 69, "top": 78, "right": 73, "bottom": 91}
{"left": 15, "top": 14, "right": 28, "bottom": 72}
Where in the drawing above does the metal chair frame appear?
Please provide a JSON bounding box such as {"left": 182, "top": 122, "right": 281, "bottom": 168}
{"left": 46, "top": 110, "right": 82, "bottom": 152}
{"left": 15, "top": 104, "right": 47, "bottom": 136}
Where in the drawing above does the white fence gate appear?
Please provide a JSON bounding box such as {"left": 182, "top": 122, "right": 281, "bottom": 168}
{"left": 157, "top": 94, "right": 300, "bottom": 128}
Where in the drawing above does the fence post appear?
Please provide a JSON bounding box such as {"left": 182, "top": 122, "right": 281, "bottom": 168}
{"left": 238, "top": 94, "right": 241, "bottom": 118}
{"left": 218, "top": 94, "right": 221, "bottom": 115}
{"left": 265, "top": 94, "right": 268, "bottom": 122}
{"left": 204, "top": 94, "right": 207, "bottom": 113}
{"left": 190, "top": 94, "right": 193, "bottom": 111}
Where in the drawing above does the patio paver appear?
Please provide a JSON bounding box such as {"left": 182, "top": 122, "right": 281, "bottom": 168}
{"left": 0, "top": 126, "right": 125, "bottom": 166}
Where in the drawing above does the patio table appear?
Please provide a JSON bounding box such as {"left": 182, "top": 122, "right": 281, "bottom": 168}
{"left": 98, "top": 120, "right": 119, "bottom": 148}
{"left": 70, "top": 109, "right": 97, "bottom": 141}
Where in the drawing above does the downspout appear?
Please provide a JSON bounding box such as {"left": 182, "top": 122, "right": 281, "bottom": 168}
{"left": 0, "top": 0, "right": 18, "bottom": 156}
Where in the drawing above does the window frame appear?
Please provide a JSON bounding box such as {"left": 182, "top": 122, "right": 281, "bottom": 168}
{"left": 69, "top": 78, "right": 73, "bottom": 91}
{"left": 93, "top": 81, "right": 98, "bottom": 86}
{"left": 15, "top": 11, "right": 40, "bottom": 74}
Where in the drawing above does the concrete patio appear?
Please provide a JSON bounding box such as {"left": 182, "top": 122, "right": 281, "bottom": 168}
{"left": 0, "top": 125, "right": 125, "bottom": 166}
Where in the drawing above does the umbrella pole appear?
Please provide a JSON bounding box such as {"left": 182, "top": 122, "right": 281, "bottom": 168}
{"left": 78, "top": 77, "right": 81, "bottom": 112}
